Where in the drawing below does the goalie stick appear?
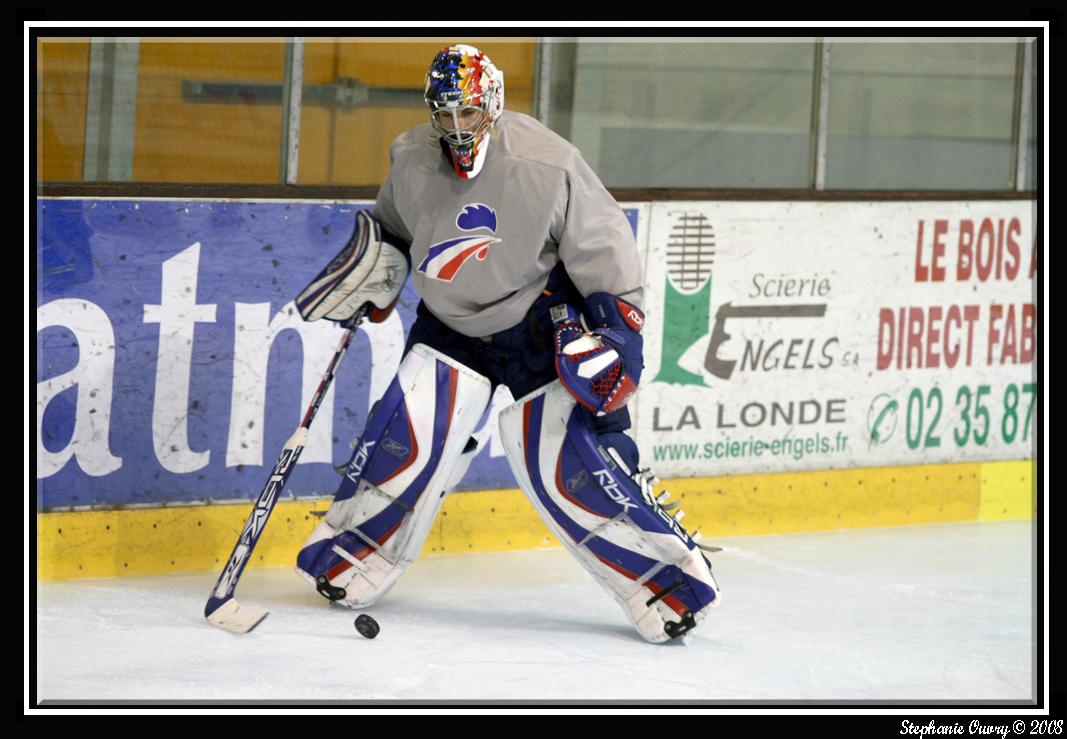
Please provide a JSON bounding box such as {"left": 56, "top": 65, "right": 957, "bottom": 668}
{"left": 204, "top": 307, "right": 367, "bottom": 634}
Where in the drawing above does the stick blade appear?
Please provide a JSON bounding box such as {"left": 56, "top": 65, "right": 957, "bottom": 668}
{"left": 205, "top": 597, "right": 268, "bottom": 634}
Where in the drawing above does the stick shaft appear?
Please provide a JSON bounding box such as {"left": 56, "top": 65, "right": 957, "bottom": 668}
{"left": 205, "top": 313, "right": 363, "bottom": 622}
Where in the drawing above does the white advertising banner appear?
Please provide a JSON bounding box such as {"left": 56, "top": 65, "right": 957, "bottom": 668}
{"left": 634, "top": 201, "right": 1037, "bottom": 477}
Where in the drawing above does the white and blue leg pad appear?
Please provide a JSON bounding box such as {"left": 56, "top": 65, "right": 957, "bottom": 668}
{"left": 295, "top": 343, "right": 492, "bottom": 607}
{"left": 499, "top": 381, "right": 720, "bottom": 643}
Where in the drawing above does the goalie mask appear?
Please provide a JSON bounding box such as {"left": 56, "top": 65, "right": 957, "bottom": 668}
{"left": 425, "top": 44, "right": 504, "bottom": 180}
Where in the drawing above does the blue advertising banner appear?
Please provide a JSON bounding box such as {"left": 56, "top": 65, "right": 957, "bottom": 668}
{"left": 36, "top": 199, "right": 642, "bottom": 510}
{"left": 38, "top": 199, "right": 412, "bottom": 508}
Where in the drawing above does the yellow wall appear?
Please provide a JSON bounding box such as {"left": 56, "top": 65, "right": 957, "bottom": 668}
{"left": 134, "top": 40, "right": 287, "bottom": 183}
{"left": 37, "top": 38, "right": 90, "bottom": 181}
{"left": 37, "top": 37, "right": 535, "bottom": 185}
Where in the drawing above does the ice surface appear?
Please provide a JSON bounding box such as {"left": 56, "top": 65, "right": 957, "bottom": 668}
{"left": 34, "top": 521, "right": 1034, "bottom": 704}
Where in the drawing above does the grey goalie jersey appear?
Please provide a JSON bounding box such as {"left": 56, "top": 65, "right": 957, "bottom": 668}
{"left": 374, "top": 111, "right": 644, "bottom": 338}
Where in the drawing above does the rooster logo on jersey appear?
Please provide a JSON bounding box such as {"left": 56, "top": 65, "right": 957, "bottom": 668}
{"left": 418, "top": 204, "right": 501, "bottom": 283}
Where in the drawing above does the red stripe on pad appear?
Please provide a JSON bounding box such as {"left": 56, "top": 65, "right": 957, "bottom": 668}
{"left": 594, "top": 553, "right": 686, "bottom": 617}
{"left": 324, "top": 517, "right": 405, "bottom": 581}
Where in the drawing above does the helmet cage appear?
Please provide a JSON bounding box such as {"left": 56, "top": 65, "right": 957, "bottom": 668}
{"left": 428, "top": 102, "right": 491, "bottom": 147}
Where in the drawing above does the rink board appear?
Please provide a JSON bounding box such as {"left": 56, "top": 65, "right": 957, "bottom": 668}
{"left": 35, "top": 197, "right": 1037, "bottom": 580}
{"left": 36, "top": 459, "right": 1034, "bottom": 580}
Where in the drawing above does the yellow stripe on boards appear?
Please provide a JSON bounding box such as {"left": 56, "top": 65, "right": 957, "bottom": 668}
{"left": 978, "top": 460, "right": 1036, "bottom": 522}
{"left": 667, "top": 463, "right": 984, "bottom": 537}
{"left": 36, "top": 461, "right": 1032, "bottom": 581}
{"left": 36, "top": 501, "right": 329, "bottom": 581}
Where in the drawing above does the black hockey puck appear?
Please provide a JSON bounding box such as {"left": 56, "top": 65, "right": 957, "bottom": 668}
{"left": 354, "top": 614, "right": 380, "bottom": 639}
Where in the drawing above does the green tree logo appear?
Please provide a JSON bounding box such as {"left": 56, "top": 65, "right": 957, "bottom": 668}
{"left": 654, "top": 212, "right": 715, "bottom": 387}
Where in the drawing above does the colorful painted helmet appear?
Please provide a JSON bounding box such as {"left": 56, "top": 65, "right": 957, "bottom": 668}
{"left": 424, "top": 44, "right": 504, "bottom": 179}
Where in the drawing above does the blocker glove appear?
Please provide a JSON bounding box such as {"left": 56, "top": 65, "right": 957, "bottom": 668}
{"left": 553, "top": 293, "right": 645, "bottom": 416}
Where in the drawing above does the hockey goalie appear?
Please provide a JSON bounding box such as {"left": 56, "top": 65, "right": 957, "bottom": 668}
{"left": 291, "top": 44, "right": 720, "bottom": 643}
